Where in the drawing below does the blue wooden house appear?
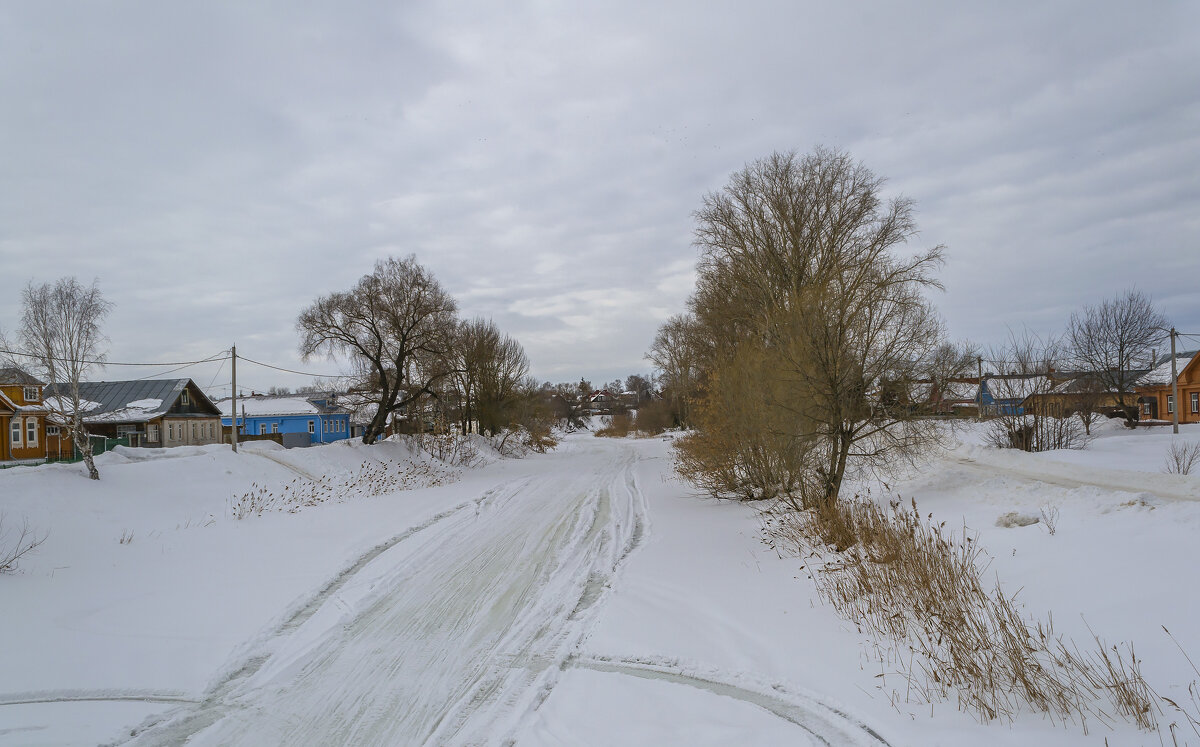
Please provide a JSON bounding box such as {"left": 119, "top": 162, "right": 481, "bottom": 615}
{"left": 979, "top": 375, "right": 1045, "bottom": 416}
{"left": 217, "top": 394, "right": 352, "bottom": 446}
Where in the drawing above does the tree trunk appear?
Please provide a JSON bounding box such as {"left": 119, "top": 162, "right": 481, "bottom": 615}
{"left": 82, "top": 441, "right": 99, "bottom": 480}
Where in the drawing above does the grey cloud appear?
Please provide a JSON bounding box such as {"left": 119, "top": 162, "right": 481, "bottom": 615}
{"left": 1, "top": 0, "right": 1197, "bottom": 391}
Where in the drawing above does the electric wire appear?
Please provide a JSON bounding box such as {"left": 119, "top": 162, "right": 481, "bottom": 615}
{"left": 0, "top": 347, "right": 230, "bottom": 368}
{"left": 234, "top": 357, "right": 348, "bottom": 379}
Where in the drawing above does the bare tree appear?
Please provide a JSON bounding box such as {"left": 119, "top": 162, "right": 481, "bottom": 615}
{"left": 624, "top": 374, "right": 653, "bottom": 404}
{"left": 681, "top": 148, "right": 947, "bottom": 506}
{"left": 551, "top": 382, "right": 591, "bottom": 430}
{"left": 1067, "top": 289, "right": 1168, "bottom": 426}
{"left": 450, "top": 317, "right": 531, "bottom": 436}
{"left": 298, "top": 256, "right": 458, "bottom": 444}
{"left": 922, "top": 341, "right": 979, "bottom": 415}
{"left": 984, "top": 331, "right": 1090, "bottom": 451}
{"left": 646, "top": 313, "right": 701, "bottom": 427}
{"left": 18, "top": 278, "right": 112, "bottom": 480}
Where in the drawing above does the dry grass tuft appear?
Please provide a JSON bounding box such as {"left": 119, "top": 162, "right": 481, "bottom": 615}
{"left": 228, "top": 459, "right": 459, "bottom": 519}
{"left": 765, "top": 494, "right": 1159, "bottom": 732}
{"left": 0, "top": 513, "right": 47, "bottom": 573}
{"left": 594, "top": 412, "right": 634, "bottom": 438}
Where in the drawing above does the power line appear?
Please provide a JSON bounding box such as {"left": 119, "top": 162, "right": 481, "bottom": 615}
{"left": 206, "top": 354, "right": 228, "bottom": 390}
{"left": 0, "top": 347, "right": 231, "bottom": 368}
{"left": 236, "top": 354, "right": 347, "bottom": 379}
{"left": 135, "top": 351, "right": 230, "bottom": 381}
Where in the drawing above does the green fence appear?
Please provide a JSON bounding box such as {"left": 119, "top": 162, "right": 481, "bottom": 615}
{"left": 0, "top": 435, "right": 131, "bottom": 468}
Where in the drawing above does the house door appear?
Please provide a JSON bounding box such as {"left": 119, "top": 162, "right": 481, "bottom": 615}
{"left": 1139, "top": 397, "right": 1157, "bottom": 420}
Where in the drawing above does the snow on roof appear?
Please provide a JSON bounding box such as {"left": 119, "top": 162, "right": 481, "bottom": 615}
{"left": 941, "top": 381, "right": 978, "bottom": 401}
{"left": 1138, "top": 355, "right": 1194, "bottom": 387}
{"left": 983, "top": 375, "right": 1046, "bottom": 401}
{"left": 215, "top": 396, "right": 347, "bottom": 418}
{"left": 43, "top": 396, "right": 103, "bottom": 413}
{"left": 43, "top": 379, "right": 210, "bottom": 423}
{"left": 0, "top": 367, "right": 44, "bottom": 386}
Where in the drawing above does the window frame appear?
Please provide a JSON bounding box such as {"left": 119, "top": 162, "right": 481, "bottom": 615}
{"left": 26, "top": 418, "right": 37, "bottom": 447}
{"left": 1192, "top": 392, "right": 1199, "bottom": 414}
{"left": 1167, "top": 394, "right": 1175, "bottom": 414}
{"left": 308, "top": 420, "right": 315, "bottom": 434}
{"left": 148, "top": 423, "right": 159, "bottom": 442}
{"left": 180, "top": 389, "right": 190, "bottom": 406}
{"left": 11, "top": 418, "right": 23, "bottom": 446}
{"left": 23, "top": 386, "right": 39, "bottom": 403}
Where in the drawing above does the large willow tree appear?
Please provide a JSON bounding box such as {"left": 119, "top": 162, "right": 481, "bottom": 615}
{"left": 298, "top": 255, "right": 458, "bottom": 444}
{"left": 674, "top": 148, "right": 947, "bottom": 506}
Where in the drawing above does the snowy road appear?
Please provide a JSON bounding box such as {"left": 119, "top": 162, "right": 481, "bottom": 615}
{"left": 123, "top": 441, "right": 646, "bottom": 746}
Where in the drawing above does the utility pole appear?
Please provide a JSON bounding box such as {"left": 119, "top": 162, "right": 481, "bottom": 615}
{"left": 231, "top": 345, "right": 238, "bottom": 452}
{"left": 1170, "top": 328, "right": 1179, "bottom": 435}
{"left": 976, "top": 355, "right": 984, "bottom": 419}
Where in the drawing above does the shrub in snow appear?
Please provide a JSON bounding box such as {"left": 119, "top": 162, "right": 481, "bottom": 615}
{"left": 416, "top": 432, "right": 483, "bottom": 467}
{"left": 1163, "top": 441, "right": 1200, "bottom": 475}
{"left": 0, "top": 513, "right": 46, "bottom": 574}
{"left": 594, "top": 412, "right": 633, "bottom": 438}
{"left": 1039, "top": 504, "right": 1060, "bottom": 535}
{"left": 985, "top": 413, "right": 1091, "bottom": 452}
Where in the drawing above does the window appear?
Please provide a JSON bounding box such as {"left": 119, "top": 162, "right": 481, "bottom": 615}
{"left": 191, "top": 423, "right": 197, "bottom": 440}
{"left": 23, "top": 386, "right": 39, "bottom": 403}
{"left": 308, "top": 420, "right": 315, "bottom": 434}
{"left": 180, "top": 389, "right": 190, "bottom": 406}
{"left": 1142, "top": 402, "right": 1151, "bottom": 416}
{"left": 1167, "top": 395, "right": 1175, "bottom": 414}
{"left": 1192, "top": 392, "right": 1199, "bottom": 414}
{"left": 47, "top": 425, "right": 60, "bottom": 436}
{"left": 148, "top": 424, "right": 159, "bottom": 442}
{"left": 271, "top": 423, "right": 278, "bottom": 434}
{"left": 259, "top": 424, "right": 267, "bottom": 435}
{"left": 11, "top": 418, "right": 22, "bottom": 446}
{"left": 26, "top": 418, "right": 37, "bottom": 447}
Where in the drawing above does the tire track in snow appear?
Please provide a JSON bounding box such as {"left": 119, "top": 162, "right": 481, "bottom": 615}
{"left": 114, "top": 477, "right": 533, "bottom": 746}
{"left": 0, "top": 691, "right": 198, "bottom": 707}
{"left": 565, "top": 656, "right": 892, "bottom": 747}
{"left": 119, "top": 446, "right": 645, "bottom": 746}
{"left": 951, "top": 455, "right": 1200, "bottom": 502}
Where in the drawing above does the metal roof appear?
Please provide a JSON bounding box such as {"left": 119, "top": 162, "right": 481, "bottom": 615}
{"left": 44, "top": 379, "right": 219, "bottom": 423}
{"left": 0, "top": 367, "right": 44, "bottom": 386}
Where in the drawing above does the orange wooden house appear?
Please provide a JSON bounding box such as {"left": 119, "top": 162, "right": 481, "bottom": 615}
{"left": 0, "top": 367, "right": 68, "bottom": 462}
{"left": 1135, "top": 353, "right": 1200, "bottom": 423}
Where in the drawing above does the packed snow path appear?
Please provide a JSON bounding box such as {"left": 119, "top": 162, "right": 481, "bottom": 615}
{"left": 122, "top": 441, "right": 645, "bottom": 745}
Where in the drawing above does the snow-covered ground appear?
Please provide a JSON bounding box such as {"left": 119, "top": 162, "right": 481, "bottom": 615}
{"left": 1, "top": 423, "right": 1198, "bottom": 745}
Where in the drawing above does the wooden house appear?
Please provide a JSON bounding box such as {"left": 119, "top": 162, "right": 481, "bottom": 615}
{"left": 1135, "top": 353, "right": 1200, "bottom": 423}
{"left": 0, "top": 367, "right": 52, "bottom": 463}
{"left": 44, "top": 378, "right": 223, "bottom": 448}
{"left": 216, "top": 394, "right": 352, "bottom": 447}
{"left": 1020, "top": 371, "right": 1139, "bottom": 420}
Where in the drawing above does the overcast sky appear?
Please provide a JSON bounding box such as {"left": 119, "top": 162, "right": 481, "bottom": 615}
{"left": 2, "top": 2, "right": 1197, "bottom": 394}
